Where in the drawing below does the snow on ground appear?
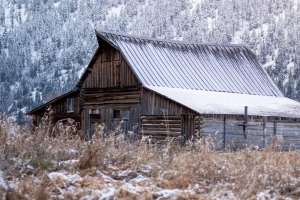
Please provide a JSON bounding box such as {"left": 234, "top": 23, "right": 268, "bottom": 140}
{"left": 0, "top": 170, "right": 8, "bottom": 190}
{"left": 128, "top": 174, "right": 149, "bottom": 183}
{"left": 0, "top": 160, "right": 291, "bottom": 199}
{"left": 44, "top": 169, "right": 199, "bottom": 199}
{"left": 58, "top": 159, "right": 78, "bottom": 167}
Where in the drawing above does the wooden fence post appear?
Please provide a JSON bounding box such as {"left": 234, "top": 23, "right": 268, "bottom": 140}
{"left": 224, "top": 116, "right": 226, "bottom": 149}
{"left": 274, "top": 121, "right": 277, "bottom": 146}
{"left": 263, "top": 116, "right": 266, "bottom": 148}
{"left": 243, "top": 106, "right": 248, "bottom": 140}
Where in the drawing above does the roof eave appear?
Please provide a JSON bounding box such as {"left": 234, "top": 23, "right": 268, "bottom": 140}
{"left": 26, "top": 90, "right": 79, "bottom": 115}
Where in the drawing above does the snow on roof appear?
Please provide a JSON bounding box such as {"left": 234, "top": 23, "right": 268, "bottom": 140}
{"left": 145, "top": 86, "right": 300, "bottom": 118}
{"left": 96, "top": 30, "right": 283, "bottom": 97}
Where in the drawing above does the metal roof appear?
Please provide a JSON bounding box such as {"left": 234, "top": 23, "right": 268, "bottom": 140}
{"left": 145, "top": 86, "right": 300, "bottom": 118}
{"left": 96, "top": 30, "right": 283, "bottom": 97}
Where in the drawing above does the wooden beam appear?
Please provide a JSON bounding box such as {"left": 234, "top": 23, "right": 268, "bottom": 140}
{"left": 224, "top": 116, "right": 226, "bottom": 149}
{"left": 243, "top": 106, "right": 248, "bottom": 140}
{"left": 263, "top": 116, "right": 266, "bottom": 148}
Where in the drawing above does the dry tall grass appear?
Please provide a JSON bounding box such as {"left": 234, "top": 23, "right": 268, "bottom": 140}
{"left": 1, "top": 114, "right": 300, "bottom": 199}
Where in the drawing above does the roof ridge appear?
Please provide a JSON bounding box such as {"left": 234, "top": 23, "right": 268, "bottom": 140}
{"left": 95, "top": 29, "right": 251, "bottom": 48}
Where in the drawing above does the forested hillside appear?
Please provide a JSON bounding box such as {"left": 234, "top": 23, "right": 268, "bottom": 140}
{"left": 1, "top": 0, "right": 300, "bottom": 123}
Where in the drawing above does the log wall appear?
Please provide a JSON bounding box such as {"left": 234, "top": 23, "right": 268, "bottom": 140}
{"left": 141, "top": 115, "right": 182, "bottom": 142}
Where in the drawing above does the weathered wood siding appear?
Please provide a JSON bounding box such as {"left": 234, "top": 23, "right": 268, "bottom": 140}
{"left": 201, "top": 116, "right": 225, "bottom": 150}
{"left": 141, "top": 89, "right": 182, "bottom": 116}
{"left": 182, "top": 115, "right": 195, "bottom": 140}
{"left": 79, "top": 41, "right": 141, "bottom": 138}
{"left": 141, "top": 115, "right": 181, "bottom": 142}
{"left": 200, "top": 115, "right": 300, "bottom": 150}
{"left": 33, "top": 92, "right": 81, "bottom": 128}
{"left": 276, "top": 123, "right": 300, "bottom": 150}
{"left": 83, "top": 88, "right": 140, "bottom": 107}
{"left": 81, "top": 88, "right": 141, "bottom": 138}
{"left": 52, "top": 95, "right": 80, "bottom": 115}
{"left": 83, "top": 45, "right": 139, "bottom": 88}
{"left": 140, "top": 88, "right": 198, "bottom": 141}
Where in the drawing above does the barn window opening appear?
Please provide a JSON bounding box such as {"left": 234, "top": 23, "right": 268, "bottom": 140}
{"left": 122, "top": 110, "right": 130, "bottom": 118}
{"left": 113, "top": 110, "right": 121, "bottom": 118}
{"left": 67, "top": 98, "right": 74, "bottom": 112}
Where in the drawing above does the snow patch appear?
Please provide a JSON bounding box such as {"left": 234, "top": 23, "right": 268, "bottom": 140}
{"left": 58, "top": 159, "right": 78, "bottom": 166}
{"left": 232, "top": 21, "right": 249, "bottom": 44}
{"left": 27, "top": 165, "right": 35, "bottom": 170}
{"left": 129, "top": 175, "right": 149, "bottom": 183}
{"left": 48, "top": 172, "right": 83, "bottom": 183}
{"left": 287, "top": 62, "right": 294, "bottom": 71}
{"left": 0, "top": 171, "right": 8, "bottom": 190}
{"left": 107, "top": 5, "right": 125, "bottom": 17}
{"left": 257, "top": 189, "right": 277, "bottom": 200}
{"left": 20, "top": 4, "right": 27, "bottom": 23}
{"left": 54, "top": 2, "right": 61, "bottom": 8}
{"left": 155, "top": 189, "right": 192, "bottom": 199}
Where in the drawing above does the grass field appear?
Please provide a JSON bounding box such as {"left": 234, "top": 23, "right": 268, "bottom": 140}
{"left": 1, "top": 114, "right": 300, "bottom": 199}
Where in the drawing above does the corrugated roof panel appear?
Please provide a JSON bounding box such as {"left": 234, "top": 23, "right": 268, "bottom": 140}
{"left": 210, "top": 47, "right": 242, "bottom": 93}
{"left": 230, "top": 46, "right": 263, "bottom": 94}
{"left": 96, "top": 30, "right": 283, "bottom": 97}
{"left": 195, "top": 46, "right": 222, "bottom": 90}
{"left": 151, "top": 44, "right": 191, "bottom": 88}
{"left": 204, "top": 45, "right": 238, "bottom": 92}
{"left": 127, "top": 42, "right": 158, "bottom": 86}
{"left": 239, "top": 52, "right": 270, "bottom": 95}
{"left": 168, "top": 46, "right": 199, "bottom": 89}
{"left": 186, "top": 45, "right": 214, "bottom": 91}
{"left": 231, "top": 52, "right": 262, "bottom": 95}
{"left": 196, "top": 45, "right": 230, "bottom": 92}
{"left": 148, "top": 43, "right": 186, "bottom": 88}
{"left": 240, "top": 48, "right": 280, "bottom": 96}
{"left": 180, "top": 47, "right": 210, "bottom": 90}
{"left": 189, "top": 45, "right": 223, "bottom": 91}
{"left": 137, "top": 43, "right": 173, "bottom": 87}
{"left": 113, "top": 37, "right": 153, "bottom": 85}
{"left": 215, "top": 46, "right": 247, "bottom": 94}
{"left": 146, "top": 42, "right": 185, "bottom": 88}
{"left": 154, "top": 43, "right": 189, "bottom": 88}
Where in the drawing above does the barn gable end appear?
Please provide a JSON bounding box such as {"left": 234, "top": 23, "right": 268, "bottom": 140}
{"left": 81, "top": 44, "right": 140, "bottom": 89}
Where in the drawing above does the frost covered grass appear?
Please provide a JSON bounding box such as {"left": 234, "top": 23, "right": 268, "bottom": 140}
{"left": 1, "top": 114, "right": 300, "bottom": 199}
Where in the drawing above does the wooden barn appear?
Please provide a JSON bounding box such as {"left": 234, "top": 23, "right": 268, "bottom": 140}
{"left": 28, "top": 30, "right": 300, "bottom": 150}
